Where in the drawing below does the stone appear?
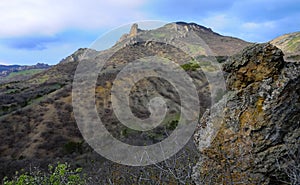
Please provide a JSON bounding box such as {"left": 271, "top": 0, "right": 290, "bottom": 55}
{"left": 193, "top": 43, "right": 300, "bottom": 184}
{"left": 129, "top": 23, "right": 139, "bottom": 37}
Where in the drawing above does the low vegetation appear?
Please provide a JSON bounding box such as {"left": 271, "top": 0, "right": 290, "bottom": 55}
{"left": 6, "top": 69, "right": 44, "bottom": 79}
{"left": 181, "top": 62, "right": 200, "bottom": 71}
{"left": 2, "top": 162, "right": 86, "bottom": 185}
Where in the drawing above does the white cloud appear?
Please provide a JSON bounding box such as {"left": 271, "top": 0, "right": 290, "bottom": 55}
{"left": 201, "top": 15, "right": 233, "bottom": 30}
{"left": 198, "top": 13, "right": 284, "bottom": 42}
{"left": 0, "top": 0, "right": 147, "bottom": 38}
{"left": 242, "top": 21, "right": 275, "bottom": 30}
{"left": 199, "top": 14, "right": 241, "bottom": 36}
{"left": 0, "top": 60, "right": 10, "bottom": 65}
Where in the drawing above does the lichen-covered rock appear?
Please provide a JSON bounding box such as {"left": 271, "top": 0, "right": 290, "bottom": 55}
{"left": 223, "top": 44, "right": 284, "bottom": 90}
{"left": 193, "top": 43, "right": 300, "bottom": 184}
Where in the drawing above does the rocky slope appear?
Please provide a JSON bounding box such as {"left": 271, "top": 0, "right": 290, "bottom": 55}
{"left": 193, "top": 43, "right": 300, "bottom": 184}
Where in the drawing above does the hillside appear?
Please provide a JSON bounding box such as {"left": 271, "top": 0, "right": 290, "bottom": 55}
{"left": 271, "top": 31, "right": 300, "bottom": 62}
{"left": 0, "top": 63, "right": 51, "bottom": 84}
{"left": 0, "top": 22, "right": 299, "bottom": 184}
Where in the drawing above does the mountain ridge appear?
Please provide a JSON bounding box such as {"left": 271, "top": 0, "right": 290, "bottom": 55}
{"left": 115, "top": 22, "right": 251, "bottom": 57}
{"left": 0, "top": 63, "right": 50, "bottom": 77}
{"left": 0, "top": 63, "right": 51, "bottom": 84}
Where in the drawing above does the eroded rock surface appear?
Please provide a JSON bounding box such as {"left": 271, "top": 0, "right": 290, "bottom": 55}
{"left": 193, "top": 43, "right": 300, "bottom": 184}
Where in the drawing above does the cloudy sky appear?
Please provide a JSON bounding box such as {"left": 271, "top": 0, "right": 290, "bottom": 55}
{"left": 0, "top": 0, "right": 299, "bottom": 65}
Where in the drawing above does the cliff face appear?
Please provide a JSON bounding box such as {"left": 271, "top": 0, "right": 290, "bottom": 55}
{"left": 193, "top": 43, "right": 300, "bottom": 184}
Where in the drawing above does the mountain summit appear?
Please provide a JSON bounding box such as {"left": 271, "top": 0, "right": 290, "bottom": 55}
{"left": 118, "top": 23, "right": 143, "bottom": 42}
{"left": 116, "top": 22, "right": 251, "bottom": 56}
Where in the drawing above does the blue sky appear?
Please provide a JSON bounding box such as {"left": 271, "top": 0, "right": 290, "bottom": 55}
{"left": 0, "top": 0, "right": 299, "bottom": 65}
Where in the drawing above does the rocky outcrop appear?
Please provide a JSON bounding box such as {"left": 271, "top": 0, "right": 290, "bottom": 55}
{"left": 193, "top": 43, "right": 300, "bottom": 184}
{"left": 118, "top": 23, "right": 142, "bottom": 43}
{"left": 175, "top": 22, "right": 215, "bottom": 35}
{"left": 129, "top": 23, "right": 139, "bottom": 37}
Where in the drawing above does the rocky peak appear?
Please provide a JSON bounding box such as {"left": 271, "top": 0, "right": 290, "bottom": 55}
{"left": 175, "top": 22, "right": 216, "bottom": 35}
{"left": 193, "top": 43, "right": 300, "bottom": 184}
{"left": 129, "top": 23, "right": 139, "bottom": 37}
{"left": 118, "top": 23, "right": 142, "bottom": 43}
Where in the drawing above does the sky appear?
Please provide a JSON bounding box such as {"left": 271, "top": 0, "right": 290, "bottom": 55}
{"left": 0, "top": 0, "right": 299, "bottom": 65}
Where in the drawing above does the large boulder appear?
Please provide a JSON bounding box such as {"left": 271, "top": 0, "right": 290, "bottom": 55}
{"left": 193, "top": 43, "right": 300, "bottom": 184}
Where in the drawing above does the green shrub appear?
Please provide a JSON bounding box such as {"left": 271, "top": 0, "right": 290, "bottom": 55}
{"left": 3, "top": 162, "right": 86, "bottom": 185}
{"left": 181, "top": 62, "right": 200, "bottom": 71}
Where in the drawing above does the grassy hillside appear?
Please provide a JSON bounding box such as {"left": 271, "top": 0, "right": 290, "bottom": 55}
{"left": 271, "top": 32, "right": 300, "bottom": 61}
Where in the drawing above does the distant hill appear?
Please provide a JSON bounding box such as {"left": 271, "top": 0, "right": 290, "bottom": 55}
{"left": 270, "top": 31, "right": 300, "bottom": 61}
{"left": 0, "top": 63, "right": 51, "bottom": 84}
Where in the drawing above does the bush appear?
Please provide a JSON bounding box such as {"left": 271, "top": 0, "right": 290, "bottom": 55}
{"left": 181, "top": 62, "right": 200, "bottom": 71}
{"left": 2, "top": 162, "right": 86, "bottom": 185}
